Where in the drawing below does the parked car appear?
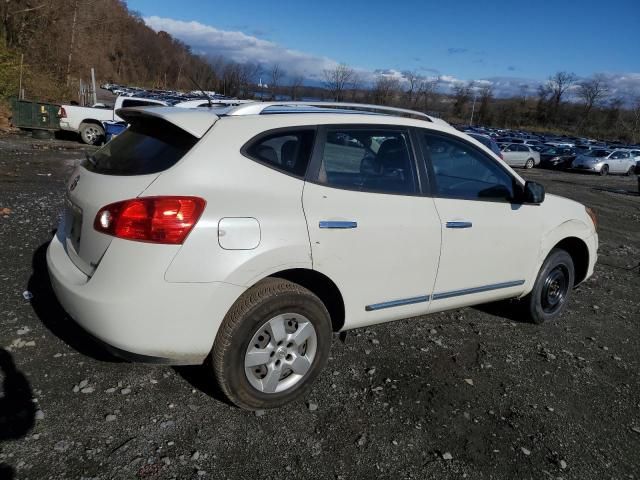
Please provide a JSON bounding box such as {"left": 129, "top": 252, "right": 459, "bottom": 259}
{"left": 467, "top": 132, "right": 503, "bottom": 159}
{"left": 47, "top": 101, "right": 598, "bottom": 410}
{"left": 500, "top": 143, "right": 540, "bottom": 168}
{"left": 539, "top": 146, "right": 577, "bottom": 169}
{"left": 571, "top": 149, "right": 636, "bottom": 176}
{"left": 58, "top": 96, "right": 168, "bottom": 145}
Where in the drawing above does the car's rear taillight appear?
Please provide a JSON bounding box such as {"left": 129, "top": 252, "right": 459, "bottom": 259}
{"left": 58, "top": 107, "right": 67, "bottom": 118}
{"left": 94, "top": 196, "right": 206, "bottom": 244}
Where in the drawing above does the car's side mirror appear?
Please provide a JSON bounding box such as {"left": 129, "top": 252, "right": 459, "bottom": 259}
{"left": 523, "top": 181, "right": 545, "bottom": 204}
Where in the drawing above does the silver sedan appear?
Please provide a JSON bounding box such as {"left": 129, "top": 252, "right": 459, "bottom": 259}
{"left": 500, "top": 143, "right": 540, "bottom": 169}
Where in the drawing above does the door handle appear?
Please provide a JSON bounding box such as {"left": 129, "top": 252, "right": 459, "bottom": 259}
{"left": 446, "top": 221, "right": 472, "bottom": 229}
{"left": 319, "top": 220, "right": 358, "bottom": 229}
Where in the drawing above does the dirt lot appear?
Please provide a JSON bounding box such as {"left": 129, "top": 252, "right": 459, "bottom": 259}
{"left": 0, "top": 132, "right": 639, "bottom": 480}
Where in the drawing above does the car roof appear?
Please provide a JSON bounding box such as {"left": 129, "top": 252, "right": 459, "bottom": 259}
{"left": 116, "top": 102, "right": 456, "bottom": 138}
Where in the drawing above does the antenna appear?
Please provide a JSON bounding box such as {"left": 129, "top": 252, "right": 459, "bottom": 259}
{"left": 187, "top": 75, "right": 212, "bottom": 108}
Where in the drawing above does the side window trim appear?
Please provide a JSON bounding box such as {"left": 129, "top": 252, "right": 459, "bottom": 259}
{"left": 418, "top": 129, "right": 523, "bottom": 203}
{"left": 240, "top": 126, "right": 318, "bottom": 179}
{"left": 306, "top": 124, "right": 425, "bottom": 197}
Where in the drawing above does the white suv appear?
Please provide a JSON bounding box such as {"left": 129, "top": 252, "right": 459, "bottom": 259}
{"left": 47, "top": 102, "right": 598, "bottom": 409}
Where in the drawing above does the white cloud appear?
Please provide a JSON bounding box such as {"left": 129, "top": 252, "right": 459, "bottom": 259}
{"left": 144, "top": 16, "right": 339, "bottom": 81}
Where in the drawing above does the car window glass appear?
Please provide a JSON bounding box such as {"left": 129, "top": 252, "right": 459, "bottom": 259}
{"left": 245, "top": 130, "right": 315, "bottom": 177}
{"left": 318, "top": 128, "right": 416, "bottom": 194}
{"left": 121, "top": 99, "right": 163, "bottom": 108}
{"left": 423, "top": 132, "right": 515, "bottom": 201}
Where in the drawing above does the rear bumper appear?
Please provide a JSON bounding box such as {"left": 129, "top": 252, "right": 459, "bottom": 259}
{"left": 46, "top": 232, "right": 245, "bottom": 365}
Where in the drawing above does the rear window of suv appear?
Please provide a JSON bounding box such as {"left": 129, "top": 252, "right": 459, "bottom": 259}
{"left": 82, "top": 117, "right": 198, "bottom": 175}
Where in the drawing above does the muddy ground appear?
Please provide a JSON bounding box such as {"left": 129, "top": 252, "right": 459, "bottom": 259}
{"left": 0, "top": 132, "right": 639, "bottom": 480}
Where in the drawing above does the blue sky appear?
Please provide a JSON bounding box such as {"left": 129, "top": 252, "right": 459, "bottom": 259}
{"left": 127, "top": 0, "right": 640, "bottom": 97}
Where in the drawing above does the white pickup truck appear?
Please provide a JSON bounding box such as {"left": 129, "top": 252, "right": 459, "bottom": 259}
{"left": 58, "top": 96, "right": 168, "bottom": 144}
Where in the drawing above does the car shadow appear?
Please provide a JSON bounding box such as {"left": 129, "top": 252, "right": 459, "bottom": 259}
{"left": 473, "top": 299, "right": 529, "bottom": 323}
{"left": 27, "top": 241, "right": 120, "bottom": 363}
{"left": 173, "top": 364, "right": 234, "bottom": 408}
{"left": 0, "top": 348, "right": 36, "bottom": 480}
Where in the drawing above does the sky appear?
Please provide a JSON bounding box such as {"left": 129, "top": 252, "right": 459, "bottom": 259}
{"left": 127, "top": 0, "right": 640, "bottom": 99}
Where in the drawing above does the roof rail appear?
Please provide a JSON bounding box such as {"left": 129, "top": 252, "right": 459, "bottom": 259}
{"left": 225, "top": 101, "right": 436, "bottom": 122}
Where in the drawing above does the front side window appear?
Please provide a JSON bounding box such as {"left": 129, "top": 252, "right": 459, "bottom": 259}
{"left": 244, "top": 129, "right": 315, "bottom": 177}
{"left": 422, "top": 132, "right": 515, "bottom": 201}
{"left": 317, "top": 128, "right": 417, "bottom": 194}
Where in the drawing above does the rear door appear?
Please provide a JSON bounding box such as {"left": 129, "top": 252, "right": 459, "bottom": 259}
{"left": 61, "top": 115, "right": 202, "bottom": 276}
{"left": 302, "top": 125, "right": 441, "bottom": 329}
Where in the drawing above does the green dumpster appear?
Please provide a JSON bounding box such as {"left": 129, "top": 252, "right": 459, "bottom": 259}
{"left": 10, "top": 98, "right": 60, "bottom": 131}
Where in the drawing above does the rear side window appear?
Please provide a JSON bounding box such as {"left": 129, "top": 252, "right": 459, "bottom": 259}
{"left": 317, "top": 128, "right": 417, "bottom": 195}
{"left": 83, "top": 117, "right": 198, "bottom": 175}
{"left": 120, "top": 99, "right": 164, "bottom": 108}
{"left": 244, "top": 129, "right": 315, "bottom": 177}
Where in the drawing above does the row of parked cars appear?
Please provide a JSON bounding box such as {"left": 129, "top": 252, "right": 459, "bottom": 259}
{"left": 463, "top": 127, "right": 640, "bottom": 176}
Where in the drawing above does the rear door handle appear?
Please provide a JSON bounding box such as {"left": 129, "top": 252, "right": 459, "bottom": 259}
{"left": 446, "top": 221, "right": 472, "bottom": 229}
{"left": 319, "top": 220, "right": 358, "bottom": 229}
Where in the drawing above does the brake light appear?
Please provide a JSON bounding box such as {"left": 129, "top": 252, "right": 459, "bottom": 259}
{"left": 58, "top": 107, "right": 67, "bottom": 118}
{"left": 94, "top": 196, "right": 206, "bottom": 244}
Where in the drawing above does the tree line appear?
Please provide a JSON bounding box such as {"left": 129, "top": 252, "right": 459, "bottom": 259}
{"left": 1, "top": 1, "right": 638, "bottom": 143}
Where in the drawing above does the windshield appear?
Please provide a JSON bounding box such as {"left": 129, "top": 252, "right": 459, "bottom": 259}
{"left": 83, "top": 117, "right": 198, "bottom": 175}
{"left": 585, "top": 150, "right": 610, "bottom": 158}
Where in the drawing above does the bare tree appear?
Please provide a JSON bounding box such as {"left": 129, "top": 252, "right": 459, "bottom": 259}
{"left": 288, "top": 74, "right": 304, "bottom": 100}
{"left": 417, "top": 76, "right": 440, "bottom": 113}
{"left": 373, "top": 75, "right": 400, "bottom": 105}
{"left": 546, "top": 71, "right": 577, "bottom": 111}
{"left": 478, "top": 85, "right": 493, "bottom": 125}
{"left": 452, "top": 81, "right": 474, "bottom": 118}
{"left": 402, "top": 70, "right": 421, "bottom": 107}
{"left": 577, "top": 74, "right": 609, "bottom": 118}
{"left": 323, "top": 63, "right": 354, "bottom": 101}
{"left": 269, "top": 64, "right": 285, "bottom": 100}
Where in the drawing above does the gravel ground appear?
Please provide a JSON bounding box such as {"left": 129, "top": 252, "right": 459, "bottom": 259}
{"left": 0, "top": 132, "right": 639, "bottom": 480}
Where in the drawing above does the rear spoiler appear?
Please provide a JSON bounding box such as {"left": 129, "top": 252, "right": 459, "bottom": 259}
{"left": 116, "top": 106, "right": 219, "bottom": 138}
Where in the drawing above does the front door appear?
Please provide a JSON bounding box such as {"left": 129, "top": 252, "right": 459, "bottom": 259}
{"left": 303, "top": 126, "right": 441, "bottom": 329}
{"left": 419, "top": 130, "right": 543, "bottom": 312}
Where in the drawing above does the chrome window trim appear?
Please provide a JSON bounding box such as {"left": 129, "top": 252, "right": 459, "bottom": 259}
{"left": 432, "top": 280, "right": 525, "bottom": 300}
{"left": 365, "top": 295, "right": 430, "bottom": 311}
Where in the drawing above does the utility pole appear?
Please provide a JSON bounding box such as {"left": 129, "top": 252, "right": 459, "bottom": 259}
{"left": 18, "top": 53, "right": 24, "bottom": 99}
{"left": 91, "top": 68, "right": 97, "bottom": 105}
{"left": 469, "top": 90, "right": 478, "bottom": 126}
{"left": 66, "top": 0, "right": 79, "bottom": 86}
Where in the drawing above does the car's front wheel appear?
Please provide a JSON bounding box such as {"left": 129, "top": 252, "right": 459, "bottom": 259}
{"left": 211, "top": 278, "right": 332, "bottom": 410}
{"left": 522, "top": 248, "right": 575, "bottom": 324}
{"left": 599, "top": 164, "right": 609, "bottom": 176}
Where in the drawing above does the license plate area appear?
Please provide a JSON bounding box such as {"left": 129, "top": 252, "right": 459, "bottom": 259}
{"left": 65, "top": 198, "right": 83, "bottom": 253}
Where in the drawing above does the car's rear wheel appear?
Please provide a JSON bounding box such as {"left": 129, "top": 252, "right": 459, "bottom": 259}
{"left": 79, "top": 122, "right": 104, "bottom": 145}
{"left": 600, "top": 164, "right": 609, "bottom": 176}
{"left": 525, "top": 158, "right": 535, "bottom": 169}
{"left": 522, "top": 249, "right": 575, "bottom": 324}
{"left": 211, "top": 278, "right": 332, "bottom": 410}
{"left": 626, "top": 165, "right": 635, "bottom": 176}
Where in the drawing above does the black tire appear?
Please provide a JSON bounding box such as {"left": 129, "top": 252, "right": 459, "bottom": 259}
{"left": 599, "top": 164, "right": 609, "bottom": 176}
{"left": 212, "top": 277, "right": 332, "bottom": 410}
{"left": 79, "top": 122, "right": 104, "bottom": 145}
{"left": 626, "top": 165, "right": 635, "bottom": 176}
{"left": 522, "top": 249, "right": 575, "bottom": 324}
{"left": 525, "top": 158, "right": 535, "bottom": 169}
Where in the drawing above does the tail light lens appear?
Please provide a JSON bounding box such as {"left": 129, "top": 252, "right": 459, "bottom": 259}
{"left": 58, "top": 107, "right": 67, "bottom": 118}
{"left": 94, "top": 196, "right": 206, "bottom": 244}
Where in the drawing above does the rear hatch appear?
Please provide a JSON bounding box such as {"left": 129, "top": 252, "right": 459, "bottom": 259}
{"left": 61, "top": 108, "right": 216, "bottom": 276}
